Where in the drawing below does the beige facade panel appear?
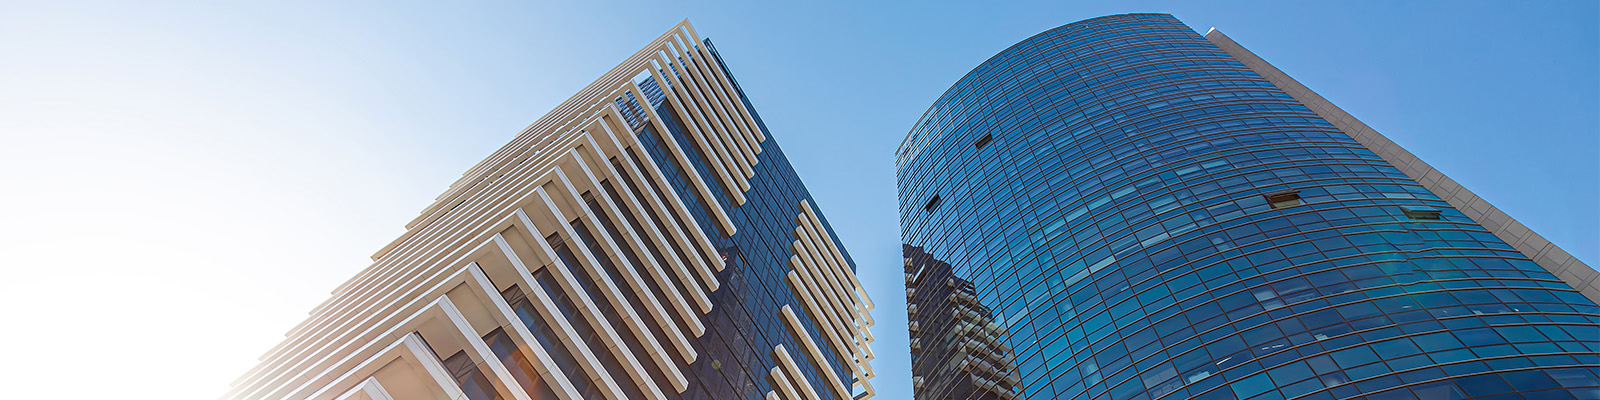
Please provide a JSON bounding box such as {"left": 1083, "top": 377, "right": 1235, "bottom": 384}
{"left": 451, "top": 246, "right": 588, "bottom": 400}
{"left": 661, "top": 39, "right": 757, "bottom": 177}
{"left": 532, "top": 180, "right": 686, "bottom": 396}
{"left": 658, "top": 46, "right": 753, "bottom": 181}
{"left": 331, "top": 378, "right": 393, "bottom": 400}
{"left": 769, "top": 366, "right": 809, "bottom": 400}
{"left": 401, "top": 332, "right": 475, "bottom": 400}
{"left": 677, "top": 25, "right": 766, "bottom": 143}
{"left": 774, "top": 345, "right": 825, "bottom": 400}
{"left": 782, "top": 201, "right": 878, "bottom": 400}
{"left": 644, "top": 57, "right": 750, "bottom": 204}
{"left": 785, "top": 268, "right": 856, "bottom": 362}
{"left": 280, "top": 265, "right": 575, "bottom": 400}
{"left": 669, "top": 35, "right": 762, "bottom": 161}
{"left": 794, "top": 223, "right": 878, "bottom": 349}
{"left": 662, "top": 40, "right": 758, "bottom": 179}
{"left": 242, "top": 242, "right": 506, "bottom": 399}
{"left": 787, "top": 263, "right": 859, "bottom": 376}
{"left": 237, "top": 164, "right": 718, "bottom": 400}
{"left": 649, "top": 27, "right": 769, "bottom": 188}
{"left": 793, "top": 231, "right": 854, "bottom": 320}
{"left": 464, "top": 262, "right": 584, "bottom": 400}
{"left": 437, "top": 296, "right": 536, "bottom": 400}
{"left": 780, "top": 305, "right": 854, "bottom": 400}
{"left": 796, "top": 207, "right": 877, "bottom": 350}
{"left": 623, "top": 80, "right": 740, "bottom": 246}
{"left": 557, "top": 150, "right": 701, "bottom": 371}
{"left": 1205, "top": 29, "right": 1600, "bottom": 304}
{"left": 578, "top": 132, "right": 715, "bottom": 328}
{"left": 231, "top": 20, "right": 866, "bottom": 400}
{"left": 279, "top": 125, "right": 606, "bottom": 354}
{"left": 799, "top": 202, "right": 875, "bottom": 312}
{"left": 242, "top": 108, "right": 640, "bottom": 398}
{"left": 510, "top": 204, "right": 660, "bottom": 400}
{"left": 594, "top": 110, "right": 726, "bottom": 295}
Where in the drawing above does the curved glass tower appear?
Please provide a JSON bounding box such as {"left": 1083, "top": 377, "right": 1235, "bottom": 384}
{"left": 899, "top": 14, "right": 1599, "bottom": 400}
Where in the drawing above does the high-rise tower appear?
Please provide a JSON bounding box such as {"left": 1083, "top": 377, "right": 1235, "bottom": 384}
{"left": 899, "top": 14, "right": 1599, "bottom": 400}
{"left": 227, "top": 21, "right": 876, "bottom": 400}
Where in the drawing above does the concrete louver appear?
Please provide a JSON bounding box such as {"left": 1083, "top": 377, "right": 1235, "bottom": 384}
{"left": 226, "top": 21, "right": 780, "bottom": 400}
{"left": 777, "top": 200, "right": 878, "bottom": 400}
{"left": 330, "top": 377, "right": 394, "bottom": 400}
{"left": 768, "top": 345, "right": 823, "bottom": 400}
{"left": 642, "top": 26, "right": 767, "bottom": 209}
{"left": 769, "top": 364, "right": 809, "bottom": 400}
{"left": 508, "top": 204, "right": 666, "bottom": 400}
{"left": 292, "top": 265, "right": 581, "bottom": 400}
{"left": 778, "top": 306, "right": 856, "bottom": 400}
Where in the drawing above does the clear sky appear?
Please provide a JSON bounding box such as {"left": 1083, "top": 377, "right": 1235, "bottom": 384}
{"left": 0, "top": 1, "right": 1593, "bottom": 399}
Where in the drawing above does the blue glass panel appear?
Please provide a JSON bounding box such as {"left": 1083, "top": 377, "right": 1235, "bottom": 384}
{"left": 899, "top": 13, "right": 1600, "bottom": 400}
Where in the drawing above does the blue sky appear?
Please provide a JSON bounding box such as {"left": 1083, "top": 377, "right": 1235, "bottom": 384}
{"left": 0, "top": 1, "right": 1593, "bottom": 399}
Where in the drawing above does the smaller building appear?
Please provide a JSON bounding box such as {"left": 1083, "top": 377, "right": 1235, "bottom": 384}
{"left": 906, "top": 244, "right": 1022, "bottom": 399}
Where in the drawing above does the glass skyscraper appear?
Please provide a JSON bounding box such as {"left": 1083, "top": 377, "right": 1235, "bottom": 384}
{"left": 899, "top": 13, "right": 1599, "bottom": 400}
{"left": 226, "top": 21, "right": 876, "bottom": 400}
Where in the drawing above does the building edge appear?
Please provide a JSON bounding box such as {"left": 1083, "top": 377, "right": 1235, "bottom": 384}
{"left": 1204, "top": 28, "right": 1600, "bottom": 304}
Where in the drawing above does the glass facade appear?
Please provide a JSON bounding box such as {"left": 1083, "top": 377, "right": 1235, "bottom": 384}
{"left": 898, "top": 13, "right": 1600, "bottom": 400}
{"left": 611, "top": 38, "right": 859, "bottom": 400}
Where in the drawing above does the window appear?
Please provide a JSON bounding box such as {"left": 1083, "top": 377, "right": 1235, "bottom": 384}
{"left": 1264, "top": 190, "right": 1301, "bottom": 209}
{"left": 1402, "top": 206, "right": 1442, "bottom": 220}
{"left": 924, "top": 194, "right": 942, "bottom": 211}
{"left": 442, "top": 350, "right": 502, "bottom": 400}
{"left": 483, "top": 328, "right": 560, "bottom": 400}
{"left": 974, "top": 133, "right": 994, "bottom": 149}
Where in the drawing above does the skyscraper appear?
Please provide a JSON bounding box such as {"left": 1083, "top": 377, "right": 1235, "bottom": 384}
{"left": 226, "top": 21, "right": 876, "bottom": 400}
{"left": 899, "top": 13, "right": 1599, "bottom": 400}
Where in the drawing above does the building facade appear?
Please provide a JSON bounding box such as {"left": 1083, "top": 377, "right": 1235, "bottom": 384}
{"left": 905, "top": 244, "right": 1022, "bottom": 399}
{"left": 227, "top": 21, "right": 875, "bottom": 400}
{"left": 899, "top": 13, "right": 1599, "bottom": 400}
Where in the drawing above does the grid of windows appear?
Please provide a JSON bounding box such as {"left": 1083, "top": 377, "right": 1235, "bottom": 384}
{"left": 604, "top": 38, "right": 859, "bottom": 400}
{"left": 898, "top": 14, "right": 1600, "bottom": 400}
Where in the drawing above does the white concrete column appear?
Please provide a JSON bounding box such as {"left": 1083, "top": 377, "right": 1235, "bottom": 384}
{"left": 466, "top": 261, "right": 585, "bottom": 400}
{"left": 400, "top": 333, "right": 471, "bottom": 400}
{"left": 495, "top": 220, "right": 631, "bottom": 400}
